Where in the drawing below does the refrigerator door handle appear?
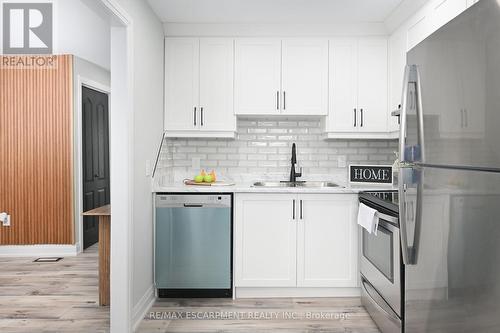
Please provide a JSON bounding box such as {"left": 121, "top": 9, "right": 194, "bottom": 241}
{"left": 398, "top": 65, "right": 411, "bottom": 165}
{"left": 415, "top": 65, "right": 425, "bottom": 163}
{"left": 398, "top": 65, "right": 425, "bottom": 266}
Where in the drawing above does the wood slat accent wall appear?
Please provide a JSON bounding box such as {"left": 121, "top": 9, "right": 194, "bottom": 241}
{"left": 0, "top": 55, "right": 74, "bottom": 245}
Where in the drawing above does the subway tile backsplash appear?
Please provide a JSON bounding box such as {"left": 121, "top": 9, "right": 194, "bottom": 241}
{"left": 157, "top": 117, "right": 398, "bottom": 182}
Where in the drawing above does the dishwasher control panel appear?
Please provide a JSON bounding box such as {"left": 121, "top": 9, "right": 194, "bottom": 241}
{"left": 156, "top": 194, "right": 232, "bottom": 208}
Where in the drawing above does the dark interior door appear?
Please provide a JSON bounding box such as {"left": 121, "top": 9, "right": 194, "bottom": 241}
{"left": 82, "top": 87, "right": 110, "bottom": 249}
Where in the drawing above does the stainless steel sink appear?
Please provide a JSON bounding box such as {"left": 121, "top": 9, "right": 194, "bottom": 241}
{"left": 296, "top": 181, "right": 340, "bottom": 188}
{"left": 252, "top": 181, "right": 340, "bottom": 188}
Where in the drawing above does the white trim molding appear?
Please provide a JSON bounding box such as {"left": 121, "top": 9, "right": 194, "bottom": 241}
{"left": 0, "top": 244, "right": 79, "bottom": 257}
{"left": 76, "top": 75, "right": 111, "bottom": 254}
{"left": 132, "top": 285, "right": 156, "bottom": 332}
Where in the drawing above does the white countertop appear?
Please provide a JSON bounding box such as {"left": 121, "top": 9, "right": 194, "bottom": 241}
{"left": 153, "top": 181, "right": 396, "bottom": 194}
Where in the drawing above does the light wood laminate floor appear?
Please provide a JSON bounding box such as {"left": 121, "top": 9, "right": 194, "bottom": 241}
{"left": 137, "top": 297, "right": 380, "bottom": 333}
{"left": 0, "top": 244, "right": 109, "bottom": 333}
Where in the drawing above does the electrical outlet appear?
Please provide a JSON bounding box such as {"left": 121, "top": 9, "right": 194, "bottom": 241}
{"left": 0, "top": 213, "right": 10, "bottom": 227}
{"left": 338, "top": 155, "right": 347, "bottom": 168}
{"left": 145, "top": 159, "right": 151, "bottom": 177}
{"left": 192, "top": 157, "right": 201, "bottom": 170}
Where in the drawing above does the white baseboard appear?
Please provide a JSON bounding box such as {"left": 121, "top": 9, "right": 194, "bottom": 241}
{"left": 0, "top": 244, "right": 79, "bottom": 257}
{"left": 132, "top": 285, "right": 156, "bottom": 332}
{"left": 235, "top": 287, "right": 361, "bottom": 298}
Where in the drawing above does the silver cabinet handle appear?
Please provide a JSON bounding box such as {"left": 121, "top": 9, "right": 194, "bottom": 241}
{"left": 354, "top": 108, "right": 357, "bottom": 127}
{"left": 193, "top": 107, "right": 197, "bottom": 126}
{"left": 292, "top": 199, "right": 296, "bottom": 220}
{"left": 283, "top": 91, "right": 286, "bottom": 110}
{"left": 201, "top": 107, "right": 204, "bottom": 126}
{"left": 299, "top": 200, "right": 303, "bottom": 220}
{"left": 360, "top": 108, "right": 364, "bottom": 127}
{"left": 464, "top": 109, "right": 468, "bottom": 127}
{"left": 276, "top": 91, "right": 280, "bottom": 110}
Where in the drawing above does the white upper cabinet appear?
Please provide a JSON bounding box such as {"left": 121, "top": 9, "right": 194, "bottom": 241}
{"left": 234, "top": 39, "right": 282, "bottom": 115}
{"left": 388, "top": 28, "right": 407, "bottom": 132}
{"left": 164, "top": 37, "right": 236, "bottom": 138}
{"left": 406, "top": 0, "right": 468, "bottom": 51}
{"left": 407, "top": 11, "right": 432, "bottom": 51}
{"left": 357, "top": 39, "right": 388, "bottom": 133}
{"left": 199, "top": 38, "right": 236, "bottom": 132}
{"left": 165, "top": 38, "right": 200, "bottom": 132}
{"left": 235, "top": 38, "right": 328, "bottom": 116}
{"left": 430, "top": 0, "right": 467, "bottom": 33}
{"left": 326, "top": 38, "right": 392, "bottom": 138}
{"left": 466, "top": 0, "right": 480, "bottom": 7}
{"left": 281, "top": 39, "right": 329, "bottom": 116}
{"left": 328, "top": 39, "right": 358, "bottom": 132}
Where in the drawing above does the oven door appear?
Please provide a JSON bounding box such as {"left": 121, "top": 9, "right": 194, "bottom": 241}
{"left": 360, "top": 214, "right": 401, "bottom": 317}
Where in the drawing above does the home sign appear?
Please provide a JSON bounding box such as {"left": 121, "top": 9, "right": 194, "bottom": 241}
{"left": 349, "top": 165, "right": 393, "bottom": 185}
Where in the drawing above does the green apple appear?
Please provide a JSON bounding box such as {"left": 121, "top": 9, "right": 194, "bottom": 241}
{"left": 203, "top": 174, "right": 214, "bottom": 183}
{"left": 194, "top": 175, "right": 204, "bottom": 183}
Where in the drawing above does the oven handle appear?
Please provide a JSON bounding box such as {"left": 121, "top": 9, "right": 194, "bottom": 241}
{"left": 361, "top": 276, "right": 401, "bottom": 325}
{"left": 376, "top": 212, "right": 398, "bottom": 225}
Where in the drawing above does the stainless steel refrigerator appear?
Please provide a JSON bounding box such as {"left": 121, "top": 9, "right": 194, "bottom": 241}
{"left": 399, "top": 0, "right": 500, "bottom": 332}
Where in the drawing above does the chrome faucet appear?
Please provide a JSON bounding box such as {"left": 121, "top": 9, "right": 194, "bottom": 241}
{"left": 289, "top": 143, "right": 302, "bottom": 182}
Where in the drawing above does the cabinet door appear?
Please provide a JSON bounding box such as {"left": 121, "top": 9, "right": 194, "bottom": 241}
{"left": 388, "top": 29, "right": 407, "bottom": 132}
{"left": 328, "top": 39, "right": 358, "bottom": 132}
{"left": 297, "top": 194, "right": 358, "bottom": 287}
{"left": 164, "top": 38, "right": 199, "bottom": 131}
{"left": 357, "top": 39, "right": 388, "bottom": 133}
{"left": 234, "top": 39, "right": 282, "bottom": 115}
{"left": 466, "top": 0, "right": 480, "bottom": 7}
{"left": 431, "top": 0, "right": 467, "bottom": 33}
{"left": 281, "top": 39, "right": 329, "bottom": 115}
{"left": 199, "top": 38, "right": 236, "bottom": 132}
{"left": 235, "top": 194, "right": 297, "bottom": 287}
{"left": 407, "top": 12, "right": 431, "bottom": 51}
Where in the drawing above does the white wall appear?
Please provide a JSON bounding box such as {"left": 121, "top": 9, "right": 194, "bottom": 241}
{"left": 110, "top": 0, "right": 165, "bottom": 327}
{"left": 56, "top": 0, "right": 111, "bottom": 69}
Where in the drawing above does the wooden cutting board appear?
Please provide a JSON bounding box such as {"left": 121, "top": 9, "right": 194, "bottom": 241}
{"left": 183, "top": 179, "right": 235, "bottom": 186}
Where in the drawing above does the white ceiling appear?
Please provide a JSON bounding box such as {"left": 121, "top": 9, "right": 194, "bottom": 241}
{"left": 147, "top": 0, "right": 424, "bottom": 24}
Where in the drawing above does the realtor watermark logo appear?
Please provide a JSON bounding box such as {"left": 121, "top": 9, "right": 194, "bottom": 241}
{"left": 2, "top": 2, "right": 53, "bottom": 54}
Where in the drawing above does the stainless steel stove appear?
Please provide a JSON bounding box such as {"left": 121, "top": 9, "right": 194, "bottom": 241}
{"left": 359, "top": 191, "right": 403, "bottom": 333}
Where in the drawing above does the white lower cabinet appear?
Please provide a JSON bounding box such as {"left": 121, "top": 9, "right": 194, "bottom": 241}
{"left": 235, "top": 194, "right": 297, "bottom": 287}
{"left": 297, "top": 194, "right": 358, "bottom": 287}
{"left": 235, "top": 193, "right": 358, "bottom": 289}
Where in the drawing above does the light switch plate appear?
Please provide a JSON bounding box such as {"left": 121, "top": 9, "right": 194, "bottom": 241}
{"left": 338, "top": 155, "right": 347, "bottom": 168}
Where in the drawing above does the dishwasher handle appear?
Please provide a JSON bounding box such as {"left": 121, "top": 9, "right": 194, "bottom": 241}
{"left": 183, "top": 204, "right": 204, "bottom": 208}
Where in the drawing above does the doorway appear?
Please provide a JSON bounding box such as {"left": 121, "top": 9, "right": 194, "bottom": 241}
{"left": 82, "top": 86, "right": 110, "bottom": 249}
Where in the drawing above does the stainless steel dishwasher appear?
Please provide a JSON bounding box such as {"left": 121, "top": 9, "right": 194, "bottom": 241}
{"left": 154, "top": 193, "right": 232, "bottom": 298}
